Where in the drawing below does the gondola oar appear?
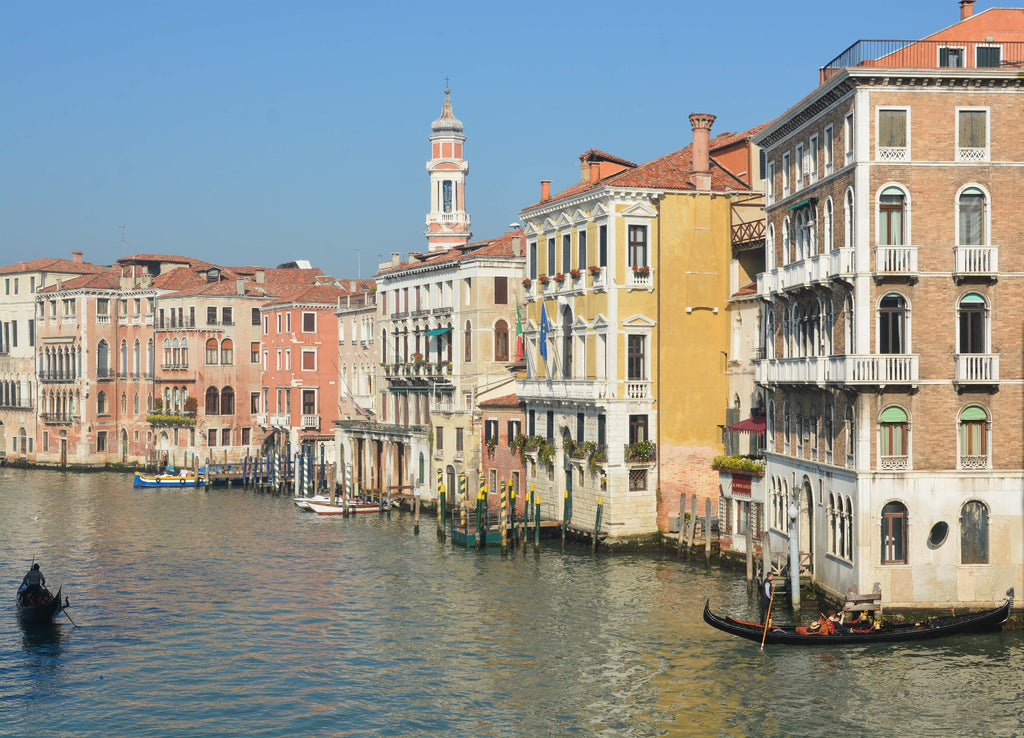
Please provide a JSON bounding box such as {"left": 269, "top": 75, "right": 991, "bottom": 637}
{"left": 760, "top": 588, "right": 775, "bottom": 650}
{"left": 61, "top": 597, "right": 78, "bottom": 628}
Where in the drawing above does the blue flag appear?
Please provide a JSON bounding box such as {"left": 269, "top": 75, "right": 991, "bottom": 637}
{"left": 539, "top": 302, "right": 549, "bottom": 362}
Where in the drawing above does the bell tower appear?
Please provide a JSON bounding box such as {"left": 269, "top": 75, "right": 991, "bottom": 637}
{"left": 425, "top": 87, "right": 471, "bottom": 251}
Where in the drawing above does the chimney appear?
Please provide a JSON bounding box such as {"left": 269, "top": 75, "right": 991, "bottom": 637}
{"left": 350, "top": 279, "right": 357, "bottom": 292}
{"left": 580, "top": 159, "right": 590, "bottom": 183}
{"left": 689, "top": 112, "right": 717, "bottom": 191}
{"left": 960, "top": 0, "right": 975, "bottom": 20}
{"left": 541, "top": 180, "right": 551, "bottom": 202}
{"left": 72, "top": 250, "right": 83, "bottom": 263}
{"left": 512, "top": 236, "right": 523, "bottom": 257}
{"left": 236, "top": 278, "right": 246, "bottom": 296}
{"left": 590, "top": 161, "right": 600, "bottom": 184}
{"left": 391, "top": 252, "right": 401, "bottom": 267}
{"left": 255, "top": 269, "right": 265, "bottom": 284}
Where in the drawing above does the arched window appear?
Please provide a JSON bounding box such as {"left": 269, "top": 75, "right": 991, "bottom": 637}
{"left": 205, "top": 386, "right": 220, "bottom": 415}
{"left": 844, "top": 188, "right": 855, "bottom": 248}
{"left": 120, "top": 339, "right": 128, "bottom": 374}
{"left": 147, "top": 338, "right": 155, "bottom": 375}
{"left": 879, "top": 406, "right": 908, "bottom": 467}
{"left": 163, "top": 338, "right": 172, "bottom": 367}
{"left": 172, "top": 387, "right": 180, "bottom": 412}
{"left": 134, "top": 393, "right": 140, "bottom": 413}
{"left": 844, "top": 497, "right": 854, "bottom": 559}
{"left": 766, "top": 223, "right": 775, "bottom": 270}
{"left": 180, "top": 338, "right": 188, "bottom": 367}
{"left": 494, "top": 319, "right": 509, "bottom": 362}
{"left": 133, "top": 339, "right": 141, "bottom": 374}
{"left": 960, "top": 500, "right": 989, "bottom": 564}
{"left": 464, "top": 320, "right": 472, "bottom": 362}
{"left": 97, "top": 340, "right": 109, "bottom": 376}
{"left": 878, "top": 186, "right": 906, "bottom": 245}
{"left": 878, "top": 293, "right": 907, "bottom": 354}
{"left": 97, "top": 390, "right": 107, "bottom": 415}
{"left": 958, "top": 187, "right": 986, "bottom": 245}
{"left": 221, "top": 386, "right": 235, "bottom": 415}
{"left": 958, "top": 405, "right": 989, "bottom": 468}
{"left": 781, "top": 217, "right": 790, "bottom": 265}
{"left": 881, "top": 501, "right": 907, "bottom": 564}
{"left": 221, "top": 339, "right": 233, "bottom": 365}
{"left": 828, "top": 493, "right": 837, "bottom": 553}
{"left": 824, "top": 197, "right": 834, "bottom": 252}
{"left": 121, "top": 392, "right": 127, "bottom": 413}
{"left": 957, "top": 293, "right": 987, "bottom": 354}
{"left": 561, "top": 308, "right": 573, "bottom": 378}
{"left": 206, "top": 338, "right": 219, "bottom": 365}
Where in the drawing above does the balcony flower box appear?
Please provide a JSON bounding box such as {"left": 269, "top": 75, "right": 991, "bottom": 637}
{"left": 569, "top": 268, "right": 582, "bottom": 280}
{"left": 625, "top": 440, "right": 657, "bottom": 463}
{"left": 538, "top": 275, "right": 550, "bottom": 285}
{"left": 711, "top": 455, "right": 765, "bottom": 475}
{"left": 588, "top": 265, "right": 601, "bottom": 276}
{"left": 522, "top": 278, "right": 532, "bottom": 287}
{"left": 553, "top": 273, "right": 566, "bottom": 284}
{"left": 632, "top": 265, "right": 651, "bottom": 276}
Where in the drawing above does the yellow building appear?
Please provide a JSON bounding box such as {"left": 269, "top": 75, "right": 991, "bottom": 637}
{"left": 517, "top": 114, "right": 766, "bottom": 541}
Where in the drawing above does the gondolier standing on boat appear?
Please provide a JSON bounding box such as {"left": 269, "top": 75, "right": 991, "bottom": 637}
{"left": 759, "top": 571, "right": 774, "bottom": 624}
{"left": 22, "top": 564, "right": 45, "bottom": 596}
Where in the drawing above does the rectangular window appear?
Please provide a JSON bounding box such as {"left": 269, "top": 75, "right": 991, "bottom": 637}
{"left": 28, "top": 319, "right": 34, "bottom": 347}
{"left": 301, "top": 349, "right": 316, "bottom": 370}
{"left": 250, "top": 392, "right": 260, "bottom": 413}
{"left": 286, "top": 313, "right": 292, "bottom": 333}
{"left": 208, "top": 429, "right": 218, "bottom": 447}
{"left": 284, "top": 349, "right": 291, "bottom": 371}
{"left": 957, "top": 109, "right": 988, "bottom": 160}
{"left": 251, "top": 342, "right": 260, "bottom": 363}
{"left": 263, "top": 316, "right": 269, "bottom": 335}
{"left": 276, "top": 314, "right": 282, "bottom": 333}
{"left": 485, "top": 419, "right": 499, "bottom": 444}
{"left": 435, "top": 426, "right": 444, "bottom": 451}
{"left": 97, "top": 431, "right": 107, "bottom": 452}
{"left": 599, "top": 225, "right": 607, "bottom": 267}
{"left": 976, "top": 45, "right": 1001, "bottom": 68}
{"left": 781, "top": 152, "right": 790, "bottom": 195}
{"left": 576, "top": 412, "right": 585, "bottom": 442}
{"left": 507, "top": 419, "right": 521, "bottom": 445}
{"left": 627, "top": 335, "right": 646, "bottom": 380}
{"left": 251, "top": 307, "right": 261, "bottom": 326}
{"left": 546, "top": 410, "right": 554, "bottom": 442}
{"left": 598, "top": 414, "right": 606, "bottom": 446}
{"left": 207, "top": 306, "right": 218, "bottom": 325}
{"left": 844, "top": 112, "right": 854, "bottom": 163}
{"left": 302, "top": 389, "right": 315, "bottom": 414}
{"left": 823, "top": 126, "right": 833, "bottom": 175}
{"left": 877, "top": 108, "right": 908, "bottom": 159}
{"left": 562, "top": 234, "right": 571, "bottom": 273}
{"left": 529, "top": 242, "right": 537, "bottom": 279}
{"left": 528, "top": 410, "right": 535, "bottom": 438}
{"left": 221, "top": 428, "right": 231, "bottom": 446}
{"left": 241, "top": 427, "right": 251, "bottom": 446}
{"left": 577, "top": 230, "right": 587, "bottom": 269}
{"left": 494, "top": 276, "right": 508, "bottom": 305}
{"left": 939, "top": 46, "right": 965, "bottom": 68}
{"left": 547, "top": 237, "right": 556, "bottom": 275}
{"left": 276, "top": 349, "right": 282, "bottom": 371}
{"left": 628, "top": 225, "right": 647, "bottom": 268}
{"left": 222, "top": 307, "right": 232, "bottom": 325}
{"left": 456, "top": 428, "right": 464, "bottom": 453}
{"left": 628, "top": 414, "right": 648, "bottom": 445}
{"left": 808, "top": 135, "right": 818, "bottom": 182}
{"left": 766, "top": 162, "right": 775, "bottom": 203}
{"left": 794, "top": 143, "right": 804, "bottom": 188}
{"left": 302, "top": 312, "right": 316, "bottom": 332}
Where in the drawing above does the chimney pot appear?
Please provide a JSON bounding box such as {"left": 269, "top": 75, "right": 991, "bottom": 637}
{"left": 541, "top": 180, "right": 551, "bottom": 202}
{"left": 72, "top": 250, "right": 83, "bottom": 263}
{"left": 237, "top": 278, "right": 246, "bottom": 296}
{"left": 392, "top": 252, "right": 401, "bottom": 267}
{"left": 512, "top": 236, "right": 523, "bottom": 257}
{"left": 960, "top": 0, "right": 975, "bottom": 20}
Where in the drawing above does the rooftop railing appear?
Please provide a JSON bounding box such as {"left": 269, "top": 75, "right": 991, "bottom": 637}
{"left": 821, "top": 39, "right": 1024, "bottom": 82}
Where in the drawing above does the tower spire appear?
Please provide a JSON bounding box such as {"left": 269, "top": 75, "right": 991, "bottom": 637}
{"left": 425, "top": 85, "right": 470, "bottom": 251}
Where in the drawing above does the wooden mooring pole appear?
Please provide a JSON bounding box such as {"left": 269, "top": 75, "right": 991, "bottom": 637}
{"left": 592, "top": 496, "right": 603, "bottom": 553}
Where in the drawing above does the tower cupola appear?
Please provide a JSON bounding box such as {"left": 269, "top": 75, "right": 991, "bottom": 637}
{"left": 425, "top": 87, "right": 471, "bottom": 251}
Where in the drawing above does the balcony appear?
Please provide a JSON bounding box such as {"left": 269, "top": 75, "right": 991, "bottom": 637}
{"left": 156, "top": 318, "right": 196, "bottom": 329}
{"left": 269, "top": 413, "right": 290, "bottom": 427}
{"left": 758, "top": 252, "right": 840, "bottom": 296}
{"left": 40, "top": 413, "right": 76, "bottom": 425}
{"left": 756, "top": 357, "right": 831, "bottom": 384}
{"left": 256, "top": 413, "right": 268, "bottom": 427}
{"left": 517, "top": 378, "right": 608, "bottom": 402}
{"left": 301, "top": 414, "right": 320, "bottom": 430}
{"left": 879, "top": 455, "right": 908, "bottom": 471}
{"left": 626, "top": 267, "right": 653, "bottom": 291}
{"left": 625, "top": 381, "right": 651, "bottom": 400}
{"left": 874, "top": 245, "right": 918, "bottom": 278}
{"left": 830, "top": 248, "right": 855, "bottom": 281}
{"left": 590, "top": 266, "right": 607, "bottom": 291}
{"left": 96, "top": 314, "right": 110, "bottom": 325}
{"left": 832, "top": 354, "right": 918, "bottom": 385}
{"left": 820, "top": 38, "right": 1024, "bottom": 83}
{"left": 954, "top": 245, "right": 998, "bottom": 280}
{"left": 960, "top": 454, "right": 990, "bottom": 470}
{"left": 955, "top": 354, "right": 999, "bottom": 384}
{"left": 432, "top": 306, "right": 453, "bottom": 317}
{"left": 39, "top": 372, "right": 78, "bottom": 384}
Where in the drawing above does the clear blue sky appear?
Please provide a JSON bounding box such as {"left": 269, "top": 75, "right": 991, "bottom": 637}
{"left": 0, "top": 0, "right": 975, "bottom": 278}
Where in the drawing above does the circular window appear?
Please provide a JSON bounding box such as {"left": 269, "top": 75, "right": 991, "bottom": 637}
{"left": 928, "top": 521, "right": 949, "bottom": 549}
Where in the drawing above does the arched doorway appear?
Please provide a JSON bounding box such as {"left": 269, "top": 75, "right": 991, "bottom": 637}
{"left": 799, "top": 477, "right": 814, "bottom": 575}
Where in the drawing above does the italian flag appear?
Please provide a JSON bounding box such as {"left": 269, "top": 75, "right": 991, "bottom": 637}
{"left": 516, "top": 302, "right": 524, "bottom": 361}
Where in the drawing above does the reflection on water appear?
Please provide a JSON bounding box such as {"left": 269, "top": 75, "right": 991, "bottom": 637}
{"left": 0, "top": 468, "right": 1022, "bottom": 737}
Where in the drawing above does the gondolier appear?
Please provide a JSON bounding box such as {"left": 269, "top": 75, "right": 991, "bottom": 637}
{"left": 759, "top": 571, "right": 774, "bottom": 624}
{"left": 21, "top": 564, "right": 45, "bottom": 597}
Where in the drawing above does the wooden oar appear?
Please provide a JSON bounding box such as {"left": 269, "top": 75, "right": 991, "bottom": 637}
{"left": 61, "top": 596, "right": 78, "bottom": 628}
{"left": 760, "top": 588, "right": 775, "bottom": 650}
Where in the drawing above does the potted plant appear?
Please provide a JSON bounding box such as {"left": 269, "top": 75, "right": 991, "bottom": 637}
{"left": 625, "top": 439, "right": 657, "bottom": 463}
{"left": 588, "top": 265, "right": 602, "bottom": 276}
{"left": 486, "top": 435, "right": 497, "bottom": 458}
{"left": 538, "top": 274, "right": 550, "bottom": 286}
{"left": 632, "top": 265, "right": 651, "bottom": 277}
{"left": 522, "top": 278, "right": 532, "bottom": 287}
{"left": 553, "top": 273, "right": 566, "bottom": 283}
{"left": 569, "top": 268, "right": 582, "bottom": 279}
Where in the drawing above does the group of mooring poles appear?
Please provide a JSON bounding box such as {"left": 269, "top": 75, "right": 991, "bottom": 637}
{"left": 236, "top": 449, "right": 336, "bottom": 497}
{"left": 675, "top": 492, "right": 714, "bottom": 561}
{"left": 434, "top": 469, "right": 606, "bottom": 554}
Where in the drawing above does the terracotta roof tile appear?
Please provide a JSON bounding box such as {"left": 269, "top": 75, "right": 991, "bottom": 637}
{"left": 0, "top": 257, "right": 107, "bottom": 276}
{"left": 479, "top": 393, "right": 522, "bottom": 408}
{"left": 379, "top": 230, "right": 524, "bottom": 276}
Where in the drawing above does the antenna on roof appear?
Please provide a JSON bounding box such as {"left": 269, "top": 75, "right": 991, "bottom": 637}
{"left": 118, "top": 224, "right": 126, "bottom": 257}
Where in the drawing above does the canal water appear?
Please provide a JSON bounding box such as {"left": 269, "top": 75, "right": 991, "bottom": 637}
{"left": 1, "top": 468, "right": 1021, "bottom": 737}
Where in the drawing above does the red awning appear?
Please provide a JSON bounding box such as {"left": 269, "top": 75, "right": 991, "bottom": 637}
{"left": 727, "top": 415, "right": 766, "bottom": 434}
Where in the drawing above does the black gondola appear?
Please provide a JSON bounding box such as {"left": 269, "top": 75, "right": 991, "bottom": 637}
{"left": 16, "top": 585, "right": 68, "bottom": 627}
{"left": 703, "top": 594, "right": 1011, "bottom": 646}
